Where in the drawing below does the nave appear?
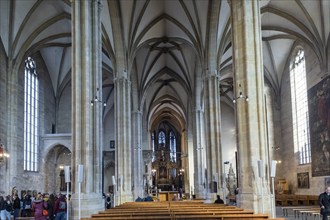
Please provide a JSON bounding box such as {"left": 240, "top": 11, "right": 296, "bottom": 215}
{"left": 1, "top": 0, "right": 330, "bottom": 219}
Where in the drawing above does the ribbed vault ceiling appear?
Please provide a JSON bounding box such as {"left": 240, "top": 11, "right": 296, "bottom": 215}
{"left": 1, "top": 0, "right": 329, "bottom": 129}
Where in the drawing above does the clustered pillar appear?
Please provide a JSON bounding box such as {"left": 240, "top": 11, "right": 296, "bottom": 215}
{"left": 114, "top": 76, "right": 133, "bottom": 204}
{"left": 203, "top": 71, "right": 222, "bottom": 197}
{"left": 71, "top": 0, "right": 103, "bottom": 219}
{"left": 230, "top": 0, "right": 272, "bottom": 214}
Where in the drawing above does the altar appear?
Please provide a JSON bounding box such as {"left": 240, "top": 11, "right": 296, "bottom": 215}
{"left": 158, "top": 191, "right": 178, "bottom": 201}
{"left": 150, "top": 132, "right": 185, "bottom": 194}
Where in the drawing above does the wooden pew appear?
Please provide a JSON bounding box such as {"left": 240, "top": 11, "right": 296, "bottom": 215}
{"left": 172, "top": 210, "right": 254, "bottom": 217}
{"left": 174, "top": 214, "right": 270, "bottom": 219}
{"left": 275, "top": 194, "right": 320, "bottom": 207}
{"left": 83, "top": 217, "right": 171, "bottom": 220}
{"left": 102, "top": 207, "right": 169, "bottom": 211}
{"left": 85, "top": 200, "right": 283, "bottom": 220}
{"left": 297, "top": 195, "right": 309, "bottom": 205}
{"left": 275, "top": 194, "right": 287, "bottom": 206}
{"left": 92, "top": 210, "right": 254, "bottom": 219}
{"left": 169, "top": 207, "right": 241, "bottom": 211}
{"left": 83, "top": 214, "right": 270, "bottom": 220}
{"left": 16, "top": 218, "right": 35, "bottom": 220}
{"left": 308, "top": 195, "right": 319, "bottom": 205}
{"left": 95, "top": 209, "right": 170, "bottom": 213}
{"left": 286, "top": 194, "right": 297, "bottom": 206}
{"left": 91, "top": 212, "right": 172, "bottom": 218}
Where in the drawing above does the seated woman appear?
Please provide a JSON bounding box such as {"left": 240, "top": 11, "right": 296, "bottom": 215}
{"left": 214, "top": 195, "right": 224, "bottom": 204}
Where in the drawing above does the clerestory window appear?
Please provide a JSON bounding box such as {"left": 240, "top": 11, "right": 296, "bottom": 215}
{"left": 24, "top": 57, "right": 39, "bottom": 171}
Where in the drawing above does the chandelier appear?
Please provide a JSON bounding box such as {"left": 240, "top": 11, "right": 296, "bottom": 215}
{"left": 90, "top": 88, "right": 106, "bottom": 107}
{"left": 232, "top": 84, "right": 248, "bottom": 103}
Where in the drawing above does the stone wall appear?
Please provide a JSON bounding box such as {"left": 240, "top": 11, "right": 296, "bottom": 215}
{"left": 9, "top": 52, "right": 56, "bottom": 195}
{"left": 57, "top": 83, "right": 72, "bottom": 133}
{"left": 44, "top": 147, "right": 57, "bottom": 193}
{"left": 36, "top": 53, "right": 56, "bottom": 135}
{"left": 220, "top": 102, "right": 237, "bottom": 172}
{"left": 103, "top": 107, "right": 115, "bottom": 151}
{"left": 280, "top": 42, "right": 325, "bottom": 195}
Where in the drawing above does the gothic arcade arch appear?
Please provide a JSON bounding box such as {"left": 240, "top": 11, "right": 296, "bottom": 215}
{"left": 41, "top": 136, "right": 71, "bottom": 193}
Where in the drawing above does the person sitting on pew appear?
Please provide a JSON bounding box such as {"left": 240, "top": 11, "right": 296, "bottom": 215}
{"left": 214, "top": 195, "right": 224, "bottom": 204}
{"left": 105, "top": 193, "right": 111, "bottom": 209}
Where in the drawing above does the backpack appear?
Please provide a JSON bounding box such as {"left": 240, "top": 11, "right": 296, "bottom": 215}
{"left": 25, "top": 199, "right": 31, "bottom": 209}
{"left": 5, "top": 202, "right": 12, "bottom": 212}
{"left": 135, "top": 197, "right": 144, "bottom": 202}
{"left": 144, "top": 196, "right": 153, "bottom": 202}
{"left": 59, "top": 201, "right": 66, "bottom": 209}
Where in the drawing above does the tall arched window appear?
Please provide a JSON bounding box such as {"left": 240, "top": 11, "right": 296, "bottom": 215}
{"left": 151, "top": 132, "right": 155, "bottom": 162}
{"left": 170, "top": 131, "right": 176, "bottom": 162}
{"left": 290, "top": 49, "right": 311, "bottom": 164}
{"left": 24, "top": 57, "right": 39, "bottom": 171}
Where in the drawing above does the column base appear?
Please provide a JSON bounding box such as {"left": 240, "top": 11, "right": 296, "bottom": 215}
{"left": 115, "top": 189, "right": 133, "bottom": 205}
{"left": 237, "top": 192, "right": 272, "bottom": 215}
{"left": 205, "top": 192, "right": 217, "bottom": 203}
{"left": 237, "top": 192, "right": 257, "bottom": 211}
{"left": 133, "top": 186, "right": 144, "bottom": 201}
{"left": 70, "top": 193, "right": 103, "bottom": 220}
{"left": 193, "top": 185, "right": 207, "bottom": 199}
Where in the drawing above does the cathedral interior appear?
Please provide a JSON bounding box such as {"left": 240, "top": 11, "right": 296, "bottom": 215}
{"left": 0, "top": 0, "right": 330, "bottom": 219}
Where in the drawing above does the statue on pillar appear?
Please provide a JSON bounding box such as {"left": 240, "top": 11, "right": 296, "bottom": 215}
{"left": 226, "top": 164, "right": 237, "bottom": 196}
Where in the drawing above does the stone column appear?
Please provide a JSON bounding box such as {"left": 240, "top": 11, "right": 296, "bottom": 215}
{"left": 204, "top": 70, "right": 222, "bottom": 198}
{"left": 230, "top": 0, "right": 272, "bottom": 214}
{"left": 193, "top": 107, "right": 206, "bottom": 198}
{"left": 192, "top": 65, "right": 206, "bottom": 199}
{"left": 264, "top": 85, "right": 277, "bottom": 217}
{"left": 114, "top": 75, "right": 133, "bottom": 204}
{"left": 5, "top": 62, "right": 18, "bottom": 196}
{"left": 266, "top": 86, "right": 282, "bottom": 168}
{"left": 181, "top": 130, "right": 189, "bottom": 193}
{"left": 264, "top": 86, "right": 276, "bottom": 162}
{"left": 132, "top": 110, "right": 144, "bottom": 199}
{"left": 71, "top": 0, "right": 103, "bottom": 219}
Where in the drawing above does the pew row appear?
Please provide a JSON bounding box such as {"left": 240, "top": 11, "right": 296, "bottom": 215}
{"left": 83, "top": 200, "right": 287, "bottom": 220}
{"left": 275, "top": 194, "right": 319, "bottom": 206}
{"left": 82, "top": 214, "right": 271, "bottom": 220}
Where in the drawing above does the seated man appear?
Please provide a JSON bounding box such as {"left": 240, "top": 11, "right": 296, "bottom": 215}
{"left": 214, "top": 195, "right": 224, "bottom": 204}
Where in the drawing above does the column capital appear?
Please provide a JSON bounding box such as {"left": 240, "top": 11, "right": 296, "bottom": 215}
{"left": 196, "top": 146, "right": 204, "bottom": 151}
{"left": 134, "top": 146, "right": 142, "bottom": 151}
{"left": 204, "top": 69, "right": 220, "bottom": 81}
{"left": 132, "top": 110, "right": 142, "bottom": 115}
{"left": 114, "top": 76, "right": 131, "bottom": 85}
{"left": 193, "top": 107, "right": 204, "bottom": 113}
